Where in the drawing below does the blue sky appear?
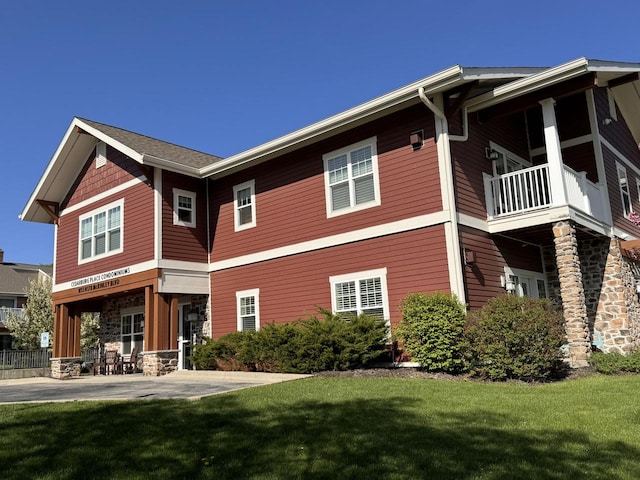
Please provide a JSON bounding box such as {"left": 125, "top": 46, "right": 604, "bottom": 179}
{"left": 1, "top": 0, "right": 638, "bottom": 265}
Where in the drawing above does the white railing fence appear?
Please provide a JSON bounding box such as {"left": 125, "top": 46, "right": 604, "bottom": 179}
{"left": 0, "top": 349, "right": 51, "bottom": 369}
{"left": 0, "top": 307, "right": 25, "bottom": 324}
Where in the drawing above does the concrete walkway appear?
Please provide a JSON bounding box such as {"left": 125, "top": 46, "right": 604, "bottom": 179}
{"left": 0, "top": 370, "right": 311, "bottom": 404}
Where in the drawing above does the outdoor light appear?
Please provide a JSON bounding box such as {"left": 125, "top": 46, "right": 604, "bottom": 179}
{"left": 636, "top": 280, "right": 640, "bottom": 294}
{"left": 505, "top": 279, "right": 516, "bottom": 293}
{"left": 485, "top": 147, "right": 500, "bottom": 161}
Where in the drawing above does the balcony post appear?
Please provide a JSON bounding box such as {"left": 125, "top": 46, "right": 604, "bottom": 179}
{"left": 540, "top": 98, "right": 567, "bottom": 206}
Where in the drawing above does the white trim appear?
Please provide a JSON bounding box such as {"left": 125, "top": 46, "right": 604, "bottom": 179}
{"left": 323, "top": 137, "right": 381, "bottom": 217}
{"left": 457, "top": 213, "right": 489, "bottom": 231}
{"left": 53, "top": 259, "right": 155, "bottom": 292}
{"left": 120, "top": 308, "right": 144, "bottom": 355}
{"left": 158, "top": 270, "right": 209, "bottom": 294}
{"left": 586, "top": 89, "right": 613, "bottom": 227}
{"left": 233, "top": 179, "right": 256, "bottom": 231}
{"left": 154, "top": 168, "right": 162, "bottom": 261}
{"left": 329, "top": 267, "right": 389, "bottom": 321}
{"left": 607, "top": 88, "right": 619, "bottom": 121}
{"left": 616, "top": 162, "right": 633, "bottom": 217}
{"left": 529, "top": 134, "right": 593, "bottom": 158}
{"left": 95, "top": 141, "right": 107, "bottom": 168}
{"left": 236, "top": 288, "right": 260, "bottom": 331}
{"left": 601, "top": 137, "right": 640, "bottom": 177}
{"left": 77, "top": 199, "right": 124, "bottom": 265}
{"left": 172, "top": 188, "right": 197, "bottom": 228}
{"left": 210, "top": 211, "right": 449, "bottom": 272}
{"left": 503, "top": 266, "right": 548, "bottom": 298}
{"left": 488, "top": 141, "right": 531, "bottom": 175}
{"left": 60, "top": 176, "right": 146, "bottom": 217}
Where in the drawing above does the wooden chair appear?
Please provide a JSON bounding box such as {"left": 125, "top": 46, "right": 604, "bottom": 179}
{"left": 104, "top": 350, "right": 121, "bottom": 375}
{"left": 93, "top": 344, "right": 106, "bottom": 376}
{"left": 122, "top": 347, "right": 139, "bottom": 374}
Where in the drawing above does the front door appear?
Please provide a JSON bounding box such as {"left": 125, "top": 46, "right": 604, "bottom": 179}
{"left": 177, "top": 304, "right": 193, "bottom": 370}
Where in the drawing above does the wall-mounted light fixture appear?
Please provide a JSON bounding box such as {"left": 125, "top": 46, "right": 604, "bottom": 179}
{"left": 410, "top": 130, "right": 424, "bottom": 151}
{"left": 505, "top": 279, "right": 516, "bottom": 293}
{"left": 464, "top": 248, "right": 476, "bottom": 266}
{"left": 485, "top": 147, "right": 500, "bottom": 161}
{"left": 635, "top": 280, "right": 640, "bottom": 294}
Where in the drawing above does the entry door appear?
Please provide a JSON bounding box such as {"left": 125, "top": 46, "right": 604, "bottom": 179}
{"left": 177, "top": 304, "right": 192, "bottom": 370}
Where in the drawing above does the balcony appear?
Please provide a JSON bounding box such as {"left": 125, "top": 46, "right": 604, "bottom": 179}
{"left": 0, "top": 308, "right": 25, "bottom": 325}
{"left": 483, "top": 164, "right": 608, "bottom": 232}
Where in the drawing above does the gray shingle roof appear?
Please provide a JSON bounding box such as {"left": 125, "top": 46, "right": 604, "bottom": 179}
{"left": 78, "top": 118, "right": 224, "bottom": 169}
{"left": 0, "top": 263, "right": 50, "bottom": 296}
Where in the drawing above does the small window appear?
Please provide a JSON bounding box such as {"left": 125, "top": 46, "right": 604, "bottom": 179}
{"left": 236, "top": 289, "right": 260, "bottom": 331}
{"left": 173, "top": 189, "right": 196, "bottom": 228}
{"left": 96, "top": 141, "right": 107, "bottom": 168}
{"left": 121, "top": 311, "right": 144, "bottom": 355}
{"left": 329, "top": 268, "right": 389, "bottom": 321}
{"left": 78, "top": 200, "right": 123, "bottom": 263}
{"left": 323, "top": 137, "right": 381, "bottom": 217}
{"left": 233, "top": 180, "right": 256, "bottom": 231}
{"left": 617, "top": 163, "right": 632, "bottom": 217}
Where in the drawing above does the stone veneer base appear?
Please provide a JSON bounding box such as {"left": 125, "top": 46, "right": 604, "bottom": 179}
{"left": 50, "top": 357, "right": 82, "bottom": 379}
{"left": 142, "top": 350, "right": 179, "bottom": 376}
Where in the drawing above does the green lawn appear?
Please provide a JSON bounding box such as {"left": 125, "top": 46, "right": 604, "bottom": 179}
{"left": 1, "top": 375, "right": 640, "bottom": 479}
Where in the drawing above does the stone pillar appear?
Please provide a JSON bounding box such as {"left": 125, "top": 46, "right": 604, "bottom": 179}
{"left": 552, "top": 220, "right": 590, "bottom": 366}
{"left": 142, "top": 350, "right": 178, "bottom": 376}
{"left": 50, "top": 357, "right": 82, "bottom": 379}
{"left": 594, "top": 238, "right": 637, "bottom": 353}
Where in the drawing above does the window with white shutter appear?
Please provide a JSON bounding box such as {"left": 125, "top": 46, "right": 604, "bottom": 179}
{"left": 330, "top": 268, "right": 389, "bottom": 322}
{"left": 323, "top": 138, "right": 380, "bottom": 217}
{"left": 236, "top": 289, "right": 260, "bottom": 331}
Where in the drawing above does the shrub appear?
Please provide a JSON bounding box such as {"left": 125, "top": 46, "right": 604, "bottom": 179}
{"left": 394, "top": 292, "right": 468, "bottom": 373}
{"left": 589, "top": 350, "right": 640, "bottom": 374}
{"left": 465, "top": 294, "right": 565, "bottom": 381}
{"left": 190, "top": 308, "right": 388, "bottom": 373}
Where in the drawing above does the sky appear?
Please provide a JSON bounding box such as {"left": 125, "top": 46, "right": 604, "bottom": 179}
{"left": 1, "top": 0, "right": 638, "bottom": 265}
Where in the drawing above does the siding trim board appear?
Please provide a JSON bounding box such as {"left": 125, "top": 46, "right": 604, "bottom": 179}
{"left": 60, "top": 176, "right": 147, "bottom": 217}
{"left": 209, "top": 211, "right": 450, "bottom": 272}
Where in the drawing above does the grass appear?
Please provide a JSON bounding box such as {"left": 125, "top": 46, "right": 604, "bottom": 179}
{"left": 1, "top": 375, "right": 640, "bottom": 479}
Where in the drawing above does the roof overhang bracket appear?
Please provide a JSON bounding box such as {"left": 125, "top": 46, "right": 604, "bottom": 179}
{"left": 607, "top": 72, "right": 640, "bottom": 89}
{"left": 445, "top": 81, "right": 478, "bottom": 119}
{"left": 36, "top": 200, "right": 60, "bottom": 225}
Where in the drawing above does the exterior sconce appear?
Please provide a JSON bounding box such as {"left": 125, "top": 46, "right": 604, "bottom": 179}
{"left": 464, "top": 248, "right": 476, "bottom": 266}
{"left": 505, "top": 279, "right": 516, "bottom": 293}
{"left": 485, "top": 147, "right": 500, "bottom": 161}
{"left": 410, "top": 130, "right": 424, "bottom": 151}
{"left": 636, "top": 280, "right": 640, "bottom": 294}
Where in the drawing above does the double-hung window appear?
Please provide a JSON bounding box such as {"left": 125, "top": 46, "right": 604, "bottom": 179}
{"left": 173, "top": 189, "right": 196, "bottom": 228}
{"left": 329, "top": 268, "right": 389, "bottom": 321}
{"left": 236, "top": 289, "right": 260, "bottom": 331}
{"left": 324, "top": 137, "right": 380, "bottom": 217}
{"left": 617, "top": 163, "right": 632, "bottom": 217}
{"left": 79, "top": 200, "right": 123, "bottom": 263}
{"left": 233, "top": 180, "right": 256, "bottom": 231}
{"left": 121, "top": 309, "right": 144, "bottom": 355}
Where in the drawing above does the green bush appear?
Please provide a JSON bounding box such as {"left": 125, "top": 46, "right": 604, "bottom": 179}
{"left": 589, "top": 350, "right": 640, "bottom": 374}
{"left": 465, "top": 294, "right": 565, "bottom": 382}
{"left": 394, "top": 292, "right": 468, "bottom": 373}
{"left": 190, "top": 308, "right": 388, "bottom": 373}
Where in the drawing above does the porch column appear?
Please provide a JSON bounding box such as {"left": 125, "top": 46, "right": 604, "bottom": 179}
{"left": 51, "top": 303, "right": 82, "bottom": 379}
{"left": 142, "top": 289, "right": 178, "bottom": 376}
{"left": 540, "top": 98, "right": 568, "bottom": 206}
{"left": 552, "top": 220, "right": 590, "bottom": 366}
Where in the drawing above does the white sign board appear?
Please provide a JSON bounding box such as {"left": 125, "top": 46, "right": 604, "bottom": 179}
{"left": 40, "top": 332, "right": 50, "bottom": 348}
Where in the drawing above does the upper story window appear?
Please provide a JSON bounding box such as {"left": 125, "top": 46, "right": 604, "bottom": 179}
{"left": 173, "top": 189, "right": 196, "bottom": 228}
{"left": 236, "top": 289, "right": 260, "bottom": 331}
{"left": 79, "top": 199, "right": 123, "bottom": 263}
{"left": 233, "top": 180, "right": 256, "bottom": 231}
{"left": 617, "top": 163, "right": 632, "bottom": 217}
{"left": 323, "top": 137, "right": 380, "bottom": 217}
{"left": 490, "top": 143, "right": 531, "bottom": 176}
{"left": 329, "top": 268, "right": 389, "bottom": 321}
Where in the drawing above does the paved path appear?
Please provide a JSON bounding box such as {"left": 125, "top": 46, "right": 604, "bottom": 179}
{"left": 0, "top": 371, "right": 310, "bottom": 404}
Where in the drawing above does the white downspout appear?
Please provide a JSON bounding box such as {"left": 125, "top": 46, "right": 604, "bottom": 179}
{"left": 418, "top": 87, "right": 466, "bottom": 303}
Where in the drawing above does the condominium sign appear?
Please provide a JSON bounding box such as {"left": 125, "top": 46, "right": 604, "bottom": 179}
{"left": 71, "top": 267, "right": 131, "bottom": 293}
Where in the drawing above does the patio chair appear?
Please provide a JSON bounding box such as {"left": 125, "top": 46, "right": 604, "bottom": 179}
{"left": 93, "top": 344, "right": 106, "bottom": 376}
{"left": 104, "top": 350, "right": 121, "bottom": 375}
{"left": 122, "top": 347, "right": 139, "bottom": 374}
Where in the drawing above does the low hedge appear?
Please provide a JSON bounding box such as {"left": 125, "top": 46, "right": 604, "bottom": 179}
{"left": 190, "top": 308, "right": 388, "bottom": 374}
{"left": 589, "top": 350, "right": 640, "bottom": 374}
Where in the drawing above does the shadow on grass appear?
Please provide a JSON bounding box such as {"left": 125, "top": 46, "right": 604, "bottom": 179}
{"left": 1, "top": 389, "right": 638, "bottom": 479}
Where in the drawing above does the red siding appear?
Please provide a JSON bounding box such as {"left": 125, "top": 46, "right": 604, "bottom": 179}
{"left": 209, "top": 105, "right": 440, "bottom": 262}
{"left": 55, "top": 181, "right": 155, "bottom": 283}
{"left": 210, "top": 225, "right": 450, "bottom": 337}
{"left": 162, "top": 172, "right": 209, "bottom": 263}
{"left": 63, "top": 146, "right": 147, "bottom": 209}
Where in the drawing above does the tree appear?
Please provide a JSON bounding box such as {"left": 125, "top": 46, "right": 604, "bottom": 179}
{"left": 80, "top": 312, "right": 100, "bottom": 350}
{"left": 4, "top": 277, "right": 53, "bottom": 350}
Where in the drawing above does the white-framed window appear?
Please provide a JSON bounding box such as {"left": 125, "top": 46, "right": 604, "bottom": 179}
{"left": 329, "top": 268, "right": 389, "bottom": 321}
{"left": 490, "top": 142, "right": 531, "bottom": 176}
{"left": 121, "top": 309, "right": 144, "bottom": 355}
{"left": 236, "top": 289, "right": 260, "bottom": 331}
{"left": 0, "top": 298, "right": 16, "bottom": 308}
{"left": 233, "top": 180, "right": 256, "bottom": 231}
{"left": 78, "top": 199, "right": 123, "bottom": 263}
{"left": 617, "top": 163, "right": 632, "bottom": 217}
{"left": 323, "top": 137, "right": 381, "bottom": 217}
{"left": 504, "top": 266, "right": 547, "bottom": 299}
{"left": 173, "top": 188, "right": 196, "bottom": 228}
{"left": 95, "top": 141, "right": 107, "bottom": 168}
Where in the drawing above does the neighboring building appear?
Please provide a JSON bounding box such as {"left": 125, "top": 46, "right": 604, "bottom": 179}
{"left": 21, "top": 57, "right": 640, "bottom": 377}
{"left": 0, "top": 249, "right": 53, "bottom": 349}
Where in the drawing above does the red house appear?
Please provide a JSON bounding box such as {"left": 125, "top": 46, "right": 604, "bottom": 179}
{"left": 21, "top": 58, "right": 640, "bottom": 377}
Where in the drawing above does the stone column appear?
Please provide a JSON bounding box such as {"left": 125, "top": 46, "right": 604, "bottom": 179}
{"left": 552, "top": 220, "right": 590, "bottom": 366}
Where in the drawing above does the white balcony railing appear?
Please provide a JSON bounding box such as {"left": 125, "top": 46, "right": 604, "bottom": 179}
{"left": 0, "top": 308, "right": 25, "bottom": 325}
{"left": 484, "top": 164, "right": 607, "bottom": 222}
